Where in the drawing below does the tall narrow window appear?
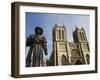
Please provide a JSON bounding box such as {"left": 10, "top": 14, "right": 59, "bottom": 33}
{"left": 62, "top": 30, "right": 64, "bottom": 40}
{"left": 80, "top": 32, "right": 82, "bottom": 40}
{"left": 61, "top": 55, "right": 68, "bottom": 65}
{"left": 56, "top": 30, "right": 59, "bottom": 40}
{"left": 59, "top": 30, "right": 61, "bottom": 40}
{"left": 82, "top": 32, "right": 85, "bottom": 40}
{"left": 81, "top": 32, "right": 83, "bottom": 40}
{"left": 86, "top": 54, "right": 89, "bottom": 64}
{"left": 80, "top": 32, "right": 85, "bottom": 41}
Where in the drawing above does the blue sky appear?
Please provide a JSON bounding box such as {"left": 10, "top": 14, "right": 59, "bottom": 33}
{"left": 25, "top": 12, "right": 90, "bottom": 59}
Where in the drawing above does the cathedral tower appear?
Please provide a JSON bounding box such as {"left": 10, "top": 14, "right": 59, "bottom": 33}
{"left": 52, "top": 24, "right": 69, "bottom": 66}
{"left": 73, "top": 26, "right": 90, "bottom": 64}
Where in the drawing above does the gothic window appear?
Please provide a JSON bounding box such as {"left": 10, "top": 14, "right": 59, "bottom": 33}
{"left": 71, "top": 49, "right": 78, "bottom": 57}
{"left": 59, "top": 30, "right": 61, "bottom": 40}
{"left": 61, "top": 55, "right": 68, "bottom": 65}
{"left": 81, "top": 32, "right": 84, "bottom": 40}
{"left": 62, "top": 30, "right": 64, "bottom": 40}
{"left": 80, "top": 32, "right": 82, "bottom": 40}
{"left": 82, "top": 32, "right": 85, "bottom": 40}
{"left": 80, "top": 32, "right": 86, "bottom": 41}
{"left": 56, "top": 30, "right": 59, "bottom": 40}
{"left": 71, "top": 49, "right": 79, "bottom": 64}
{"left": 86, "top": 54, "right": 89, "bottom": 64}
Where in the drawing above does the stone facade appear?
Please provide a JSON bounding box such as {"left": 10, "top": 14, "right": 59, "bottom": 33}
{"left": 47, "top": 24, "right": 90, "bottom": 66}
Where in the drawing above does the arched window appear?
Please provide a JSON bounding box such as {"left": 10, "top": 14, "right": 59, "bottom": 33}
{"left": 61, "top": 55, "right": 68, "bottom": 65}
{"left": 80, "top": 32, "right": 82, "bottom": 40}
{"left": 71, "top": 49, "right": 79, "bottom": 64}
{"left": 86, "top": 54, "right": 89, "bottom": 64}
{"left": 56, "top": 30, "right": 59, "bottom": 40}
{"left": 62, "top": 30, "right": 64, "bottom": 40}
{"left": 59, "top": 30, "right": 61, "bottom": 40}
{"left": 80, "top": 32, "right": 86, "bottom": 41}
{"left": 75, "top": 60, "right": 83, "bottom": 65}
{"left": 82, "top": 32, "right": 85, "bottom": 40}
{"left": 71, "top": 49, "right": 78, "bottom": 57}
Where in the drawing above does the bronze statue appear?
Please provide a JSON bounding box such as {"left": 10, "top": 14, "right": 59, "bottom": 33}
{"left": 26, "top": 27, "right": 48, "bottom": 67}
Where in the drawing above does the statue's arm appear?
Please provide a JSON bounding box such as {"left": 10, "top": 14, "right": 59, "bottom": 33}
{"left": 26, "top": 35, "right": 34, "bottom": 46}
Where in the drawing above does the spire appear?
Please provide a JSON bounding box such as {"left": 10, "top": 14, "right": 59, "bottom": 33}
{"left": 75, "top": 26, "right": 78, "bottom": 30}
{"left": 63, "top": 24, "right": 65, "bottom": 27}
{"left": 55, "top": 24, "right": 58, "bottom": 27}
{"left": 81, "top": 26, "right": 85, "bottom": 30}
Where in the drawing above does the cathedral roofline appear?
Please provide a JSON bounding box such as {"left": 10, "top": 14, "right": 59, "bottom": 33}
{"left": 75, "top": 25, "right": 85, "bottom": 31}
{"left": 54, "top": 24, "right": 66, "bottom": 29}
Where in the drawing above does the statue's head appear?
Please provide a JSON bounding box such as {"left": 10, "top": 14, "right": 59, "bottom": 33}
{"left": 35, "top": 27, "right": 43, "bottom": 35}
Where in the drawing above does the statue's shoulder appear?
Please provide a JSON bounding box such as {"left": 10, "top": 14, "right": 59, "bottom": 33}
{"left": 43, "top": 35, "right": 46, "bottom": 39}
{"left": 41, "top": 35, "right": 47, "bottom": 42}
{"left": 27, "top": 34, "right": 35, "bottom": 39}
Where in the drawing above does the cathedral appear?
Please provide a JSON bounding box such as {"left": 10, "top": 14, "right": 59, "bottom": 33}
{"left": 47, "top": 24, "right": 90, "bottom": 66}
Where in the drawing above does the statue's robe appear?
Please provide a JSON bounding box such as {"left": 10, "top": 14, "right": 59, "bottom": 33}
{"left": 26, "top": 34, "right": 47, "bottom": 67}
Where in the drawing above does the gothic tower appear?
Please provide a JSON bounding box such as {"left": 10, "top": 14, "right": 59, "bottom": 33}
{"left": 73, "top": 26, "right": 90, "bottom": 64}
{"left": 52, "top": 24, "right": 69, "bottom": 66}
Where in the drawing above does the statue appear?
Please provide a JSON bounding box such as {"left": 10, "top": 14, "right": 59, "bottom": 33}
{"left": 26, "top": 27, "right": 48, "bottom": 67}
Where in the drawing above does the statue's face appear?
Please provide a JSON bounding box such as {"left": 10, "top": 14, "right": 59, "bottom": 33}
{"left": 35, "top": 27, "right": 43, "bottom": 35}
{"left": 37, "top": 29, "right": 41, "bottom": 34}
